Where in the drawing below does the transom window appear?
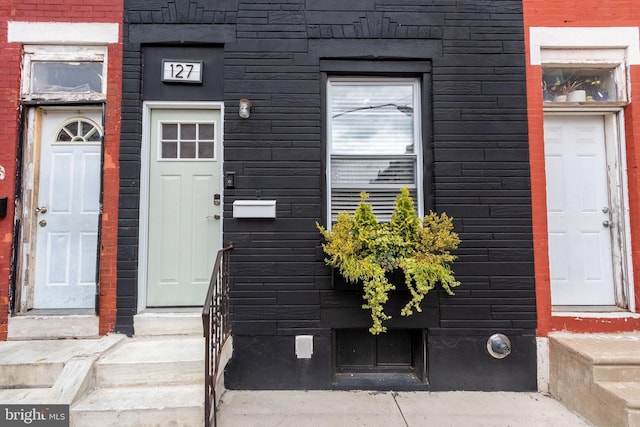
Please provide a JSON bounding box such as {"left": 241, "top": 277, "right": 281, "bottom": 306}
{"left": 159, "top": 122, "right": 216, "bottom": 160}
{"left": 54, "top": 118, "right": 102, "bottom": 144}
{"left": 32, "top": 62, "right": 103, "bottom": 96}
{"left": 542, "top": 67, "right": 620, "bottom": 103}
{"left": 327, "top": 77, "right": 422, "bottom": 221}
{"left": 21, "top": 45, "right": 107, "bottom": 101}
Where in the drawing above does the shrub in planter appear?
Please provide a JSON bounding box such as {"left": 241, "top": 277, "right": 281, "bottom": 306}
{"left": 317, "top": 188, "right": 460, "bottom": 334}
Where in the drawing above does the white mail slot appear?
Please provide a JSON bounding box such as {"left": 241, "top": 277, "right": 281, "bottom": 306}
{"left": 232, "top": 200, "right": 277, "bottom": 218}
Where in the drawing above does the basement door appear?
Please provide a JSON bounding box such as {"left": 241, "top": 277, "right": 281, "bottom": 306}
{"left": 145, "top": 108, "right": 222, "bottom": 307}
{"left": 33, "top": 109, "right": 102, "bottom": 309}
{"left": 544, "top": 114, "right": 619, "bottom": 306}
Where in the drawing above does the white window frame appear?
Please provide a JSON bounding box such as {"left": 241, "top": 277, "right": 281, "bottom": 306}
{"left": 529, "top": 26, "right": 639, "bottom": 312}
{"left": 21, "top": 45, "right": 107, "bottom": 101}
{"left": 530, "top": 27, "right": 640, "bottom": 104}
{"left": 326, "top": 77, "right": 424, "bottom": 223}
{"left": 156, "top": 120, "right": 218, "bottom": 161}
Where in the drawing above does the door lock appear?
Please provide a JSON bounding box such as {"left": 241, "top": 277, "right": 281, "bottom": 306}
{"left": 602, "top": 207, "right": 609, "bottom": 214}
{"left": 36, "top": 206, "right": 47, "bottom": 214}
{"left": 39, "top": 220, "right": 47, "bottom": 227}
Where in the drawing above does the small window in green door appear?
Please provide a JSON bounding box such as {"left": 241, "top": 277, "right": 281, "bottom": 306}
{"left": 159, "top": 121, "right": 216, "bottom": 160}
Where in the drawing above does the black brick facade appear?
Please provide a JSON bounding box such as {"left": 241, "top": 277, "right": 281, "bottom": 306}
{"left": 120, "top": 0, "right": 535, "bottom": 390}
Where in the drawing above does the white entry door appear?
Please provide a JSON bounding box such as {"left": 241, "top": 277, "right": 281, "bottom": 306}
{"left": 33, "top": 109, "right": 102, "bottom": 309}
{"left": 544, "top": 115, "right": 616, "bottom": 306}
{"left": 146, "top": 108, "right": 222, "bottom": 306}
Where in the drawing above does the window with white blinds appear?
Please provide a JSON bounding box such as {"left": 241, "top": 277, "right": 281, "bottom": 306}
{"left": 327, "top": 78, "right": 422, "bottom": 222}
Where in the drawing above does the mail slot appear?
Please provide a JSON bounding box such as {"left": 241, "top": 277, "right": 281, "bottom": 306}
{"left": 0, "top": 197, "right": 7, "bottom": 218}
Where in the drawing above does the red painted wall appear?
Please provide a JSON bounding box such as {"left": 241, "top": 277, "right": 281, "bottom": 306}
{"left": 0, "top": 1, "right": 123, "bottom": 339}
{"left": 523, "top": 1, "right": 640, "bottom": 335}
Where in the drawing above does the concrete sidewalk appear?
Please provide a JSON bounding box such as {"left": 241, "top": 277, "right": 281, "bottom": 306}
{"left": 0, "top": 336, "right": 595, "bottom": 426}
{"left": 216, "top": 390, "right": 594, "bottom": 427}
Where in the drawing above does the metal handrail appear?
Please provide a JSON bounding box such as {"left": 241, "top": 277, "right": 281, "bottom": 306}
{"left": 202, "top": 245, "right": 233, "bottom": 427}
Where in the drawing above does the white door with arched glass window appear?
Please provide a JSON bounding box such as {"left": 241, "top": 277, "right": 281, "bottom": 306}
{"left": 32, "top": 109, "right": 102, "bottom": 309}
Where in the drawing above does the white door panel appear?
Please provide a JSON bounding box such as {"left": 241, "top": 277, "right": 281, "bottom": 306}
{"left": 146, "top": 108, "right": 222, "bottom": 306}
{"left": 33, "top": 109, "right": 101, "bottom": 309}
{"left": 544, "top": 115, "right": 616, "bottom": 305}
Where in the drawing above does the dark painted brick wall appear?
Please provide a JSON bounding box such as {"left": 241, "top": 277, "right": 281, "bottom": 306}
{"left": 121, "top": 0, "right": 534, "bottom": 390}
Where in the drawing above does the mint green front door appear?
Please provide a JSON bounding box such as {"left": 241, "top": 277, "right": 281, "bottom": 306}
{"left": 146, "top": 108, "right": 222, "bottom": 306}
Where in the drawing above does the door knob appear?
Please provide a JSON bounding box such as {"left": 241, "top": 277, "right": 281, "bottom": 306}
{"left": 36, "top": 206, "right": 47, "bottom": 214}
{"left": 206, "top": 214, "right": 221, "bottom": 220}
{"left": 603, "top": 220, "right": 612, "bottom": 228}
{"left": 39, "top": 220, "right": 47, "bottom": 227}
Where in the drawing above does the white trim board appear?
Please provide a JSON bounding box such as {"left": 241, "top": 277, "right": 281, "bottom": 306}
{"left": 529, "top": 27, "right": 640, "bottom": 66}
{"left": 8, "top": 22, "right": 119, "bottom": 44}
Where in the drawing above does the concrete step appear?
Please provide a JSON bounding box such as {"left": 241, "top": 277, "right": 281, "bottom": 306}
{"left": 0, "top": 331, "right": 208, "bottom": 425}
{"left": 598, "top": 382, "right": 640, "bottom": 427}
{"left": 71, "top": 384, "right": 203, "bottom": 427}
{"left": 8, "top": 314, "right": 99, "bottom": 340}
{"left": 95, "top": 336, "right": 204, "bottom": 387}
{"left": 71, "top": 335, "right": 206, "bottom": 426}
{"left": 0, "top": 388, "right": 50, "bottom": 404}
{"left": 599, "top": 382, "right": 640, "bottom": 410}
{"left": 593, "top": 365, "right": 640, "bottom": 383}
{"left": 133, "top": 311, "right": 202, "bottom": 336}
{"left": 550, "top": 332, "right": 640, "bottom": 427}
{"left": 0, "top": 335, "right": 122, "bottom": 388}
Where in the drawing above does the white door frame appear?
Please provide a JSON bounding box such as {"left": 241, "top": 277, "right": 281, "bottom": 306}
{"left": 137, "top": 101, "right": 224, "bottom": 312}
{"left": 17, "top": 105, "right": 104, "bottom": 312}
{"left": 545, "top": 108, "right": 634, "bottom": 311}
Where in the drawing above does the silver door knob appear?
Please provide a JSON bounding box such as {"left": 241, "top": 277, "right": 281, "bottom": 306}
{"left": 603, "top": 220, "right": 611, "bottom": 228}
{"left": 36, "top": 206, "right": 47, "bottom": 214}
{"left": 206, "top": 214, "right": 221, "bottom": 220}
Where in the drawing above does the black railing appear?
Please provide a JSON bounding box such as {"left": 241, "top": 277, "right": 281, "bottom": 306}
{"left": 203, "top": 245, "right": 233, "bottom": 427}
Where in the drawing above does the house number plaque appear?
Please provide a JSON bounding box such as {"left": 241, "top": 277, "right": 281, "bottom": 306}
{"left": 161, "top": 60, "right": 203, "bottom": 84}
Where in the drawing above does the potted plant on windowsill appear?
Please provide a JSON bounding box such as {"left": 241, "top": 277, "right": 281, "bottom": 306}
{"left": 550, "top": 75, "right": 584, "bottom": 102}
{"left": 584, "top": 76, "right": 609, "bottom": 101}
{"left": 316, "top": 188, "right": 461, "bottom": 335}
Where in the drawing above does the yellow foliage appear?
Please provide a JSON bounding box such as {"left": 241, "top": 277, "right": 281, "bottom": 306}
{"left": 317, "top": 188, "right": 461, "bottom": 334}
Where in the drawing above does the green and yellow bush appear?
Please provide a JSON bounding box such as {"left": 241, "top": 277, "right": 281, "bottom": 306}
{"left": 317, "top": 188, "right": 460, "bottom": 334}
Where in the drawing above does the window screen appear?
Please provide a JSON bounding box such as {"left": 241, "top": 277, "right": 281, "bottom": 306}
{"left": 327, "top": 78, "right": 422, "bottom": 221}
